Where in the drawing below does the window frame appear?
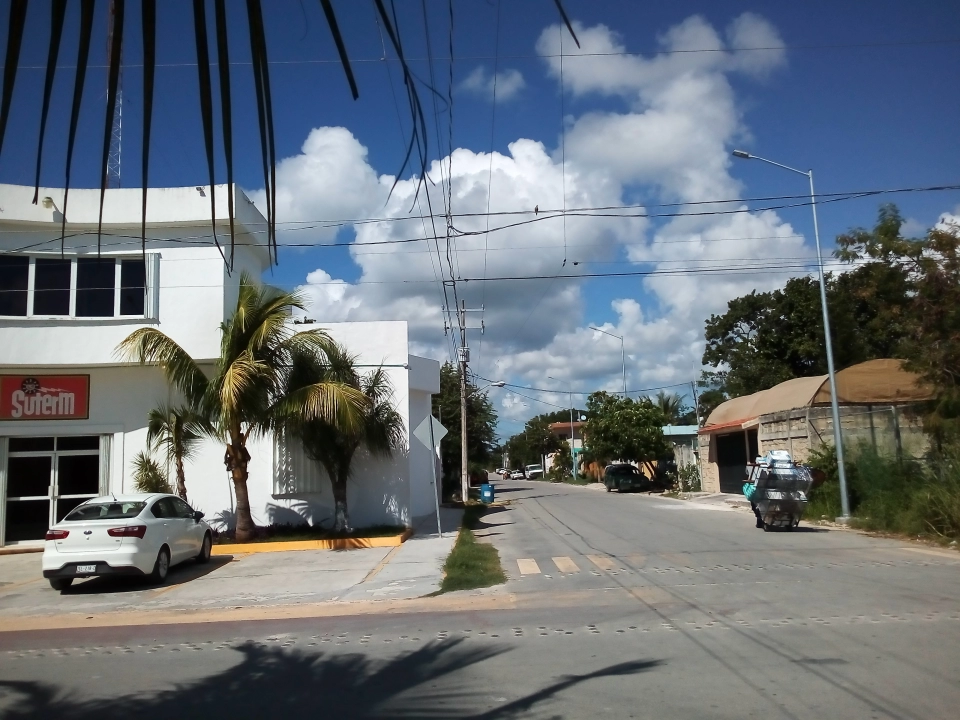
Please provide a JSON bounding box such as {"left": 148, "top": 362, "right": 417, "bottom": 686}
{"left": 0, "top": 254, "right": 157, "bottom": 320}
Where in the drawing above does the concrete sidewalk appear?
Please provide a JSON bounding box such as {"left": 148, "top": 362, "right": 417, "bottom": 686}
{"left": 0, "top": 508, "right": 463, "bottom": 623}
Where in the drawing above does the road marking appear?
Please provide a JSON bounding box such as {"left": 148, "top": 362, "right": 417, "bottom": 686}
{"left": 552, "top": 556, "right": 580, "bottom": 573}
{"left": 517, "top": 559, "right": 541, "bottom": 575}
{"left": 587, "top": 555, "right": 616, "bottom": 571}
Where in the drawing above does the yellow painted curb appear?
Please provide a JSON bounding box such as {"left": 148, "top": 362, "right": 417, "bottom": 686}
{"left": 211, "top": 528, "right": 414, "bottom": 556}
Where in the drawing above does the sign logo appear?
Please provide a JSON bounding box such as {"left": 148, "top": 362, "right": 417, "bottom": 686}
{"left": 0, "top": 375, "right": 90, "bottom": 420}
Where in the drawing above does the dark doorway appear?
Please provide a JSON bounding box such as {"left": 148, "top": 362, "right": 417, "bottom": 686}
{"left": 715, "top": 430, "right": 757, "bottom": 494}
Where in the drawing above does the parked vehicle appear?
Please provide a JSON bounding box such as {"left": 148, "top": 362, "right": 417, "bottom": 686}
{"left": 603, "top": 463, "right": 648, "bottom": 493}
{"left": 510, "top": 469, "right": 525, "bottom": 479}
{"left": 525, "top": 463, "right": 544, "bottom": 479}
{"left": 42, "top": 493, "right": 212, "bottom": 591}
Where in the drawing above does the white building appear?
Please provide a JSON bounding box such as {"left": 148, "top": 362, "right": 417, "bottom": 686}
{"left": 0, "top": 183, "right": 439, "bottom": 547}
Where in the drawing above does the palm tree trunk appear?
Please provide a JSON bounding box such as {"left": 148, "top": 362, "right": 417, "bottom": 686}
{"left": 175, "top": 453, "right": 188, "bottom": 503}
{"left": 224, "top": 440, "right": 255, "bottom": 542}
{"left": 332, "top": 471, "right": 351, "bottom": 533}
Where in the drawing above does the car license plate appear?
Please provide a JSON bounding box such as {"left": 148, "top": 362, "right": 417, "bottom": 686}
{"left": 76, "top": 564, "right": 97, "bottom": 573}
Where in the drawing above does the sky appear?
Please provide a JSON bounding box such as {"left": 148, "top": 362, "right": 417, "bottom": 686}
{"left": 1, "top": 0, "right": 958, "bottom": 441}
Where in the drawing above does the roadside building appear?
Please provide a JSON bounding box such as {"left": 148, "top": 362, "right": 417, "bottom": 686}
{"left": 662, "top": 425, "right": 700, "bottom": 470}
{"left": 0, "top": 183, "right": 439, "bottom": 547}
{"left": 698, "top": 359, "right": 934, "bottom": 494}
{"left": 545, "top": 420, "right": 584, "bottom": 473}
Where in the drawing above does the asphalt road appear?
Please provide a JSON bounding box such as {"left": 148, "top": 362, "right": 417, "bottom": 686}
{"left": 1, "top": 478, "right": 958, "bottom": 719}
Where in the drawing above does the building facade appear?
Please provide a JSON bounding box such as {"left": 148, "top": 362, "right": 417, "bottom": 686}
{"left": 0, "top": 183, "right": 439, "bottom": 546}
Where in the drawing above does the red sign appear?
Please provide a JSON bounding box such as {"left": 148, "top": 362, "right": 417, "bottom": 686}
{"left": 0, "top": 375, "right": 90, "bottom": 421}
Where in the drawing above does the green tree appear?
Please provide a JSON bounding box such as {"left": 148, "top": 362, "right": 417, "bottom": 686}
{"left": 131, "top": 451, "right": 172, "bottom": 494}
{"left": 504, "top": 413, "right": 565, "bottom": 469}
{"left": 146, "top": 404, "right": 207, "bottom": 503}
{"left": 118, "top": 273, "right": 367, "bottom": 542}
{"left": 837, "top": 205, "right": 960, "bottom": 440}
{"left": 702, "top": 211, "right": 913, "bottom": 399}
{"left": 583, "top": 392, "right": 671, "bottom": 476}
{"left": 284, "top": 345, "right": 405, "bottom": 532}
{"left": 652, "top": 391, "right": 685, "bottom": 425}
{"left": 431, "top": 363, "right": 498, "bottom": 494}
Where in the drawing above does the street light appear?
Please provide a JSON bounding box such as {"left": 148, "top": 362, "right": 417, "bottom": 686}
{"left": 462, "top": 379, "right": 504, "bottom": 502}
{"left": 548, "top": 375, "right": 577, "bottom": 481}
{"left": 589, "top": 326, "right": 626, "bottom": 396}
{"left": 732, "top": 149, "right": 851, "bottom": 521}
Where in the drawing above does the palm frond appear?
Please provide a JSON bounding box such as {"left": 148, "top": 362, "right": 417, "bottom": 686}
{"left": 363, "top": 400, "right": 405, "bottom": 456}
{"left": 319, "top": 0, "right": 358, "bottom": 100}
{"left": 97, "top": 0, "right": 125, "bottom": 258}
{"left": 214, "top": 0, "right": 236, "bottom": 268}
{"left": 552, "top": 0, "right": 581, "bottom": 48}
{"left": 218, "top": 350, "right": 270, "bottom": 422}
{"left": 32, "top": 0, "right": 67, "bottom": 206}
{"left": 116, "top": 328, "right": 208, "bottom": 405}
{"left": 274, "top": 381, "right": 368, "bottom": 436}
{"left": 0, "top": 0, "right": 27, "bottom": 160}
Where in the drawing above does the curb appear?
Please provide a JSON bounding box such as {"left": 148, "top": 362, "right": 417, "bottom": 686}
{"left": 210, "top": 528, "right": 414, "bottom": 556}
{"left": 0, "top": 546, "right": 43, "bottom": 556}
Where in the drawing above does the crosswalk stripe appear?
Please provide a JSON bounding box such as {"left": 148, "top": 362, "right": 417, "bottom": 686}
{"left": 517, "top": 558, "right": 541, "bottom": 575}
{"left": 552, "top": 556, "right": 580, "bottom": 573}
{"left": 587, "top": 554, "right": 616, "bottom": 571}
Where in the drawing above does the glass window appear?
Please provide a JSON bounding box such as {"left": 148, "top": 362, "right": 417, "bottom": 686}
{"left": 57, "top": 455, "right": 100, "bottom": 495}
{"left": 76, "top": 258, "right": 115, "bottom": 317}
{"left": 64, "top": 501, "right": 146, "bottom": 521}
{"left": 33, "top": 258, "right": 71, "bottom": 316}
{"left": 6, "top": 456, "right": 52, "bottom": 497}
{"left": 150, "top": 497, "right": 175, "bottom": 519}
{"left": 0, "top": 255, "right": 29, "bottom": 316}
{"left": 9, "top": 436, "right": 55, "bottom": 452}
{"left": 172, "top": 497, "right": 195, "bottom": 518}
{"left": 56, "top": 436, "right": 100, "bottom": 451}
{"left": 119, "top": 259, "right": 146, "bottom": 316}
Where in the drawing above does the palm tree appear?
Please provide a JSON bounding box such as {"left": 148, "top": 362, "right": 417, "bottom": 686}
{"left": 131, "top": 451, "right": 172, "bottom": 494}
{"left": 147, "top": 404, "right": 207, "bottom": 503}
{"left": 117, "top": 273, "right": 367, "bottom": 542}
{"left": 284, "top": 345, "right": 405, "bottom": 533}
{"left": 654, "top": 391, "right": 685, "bottom": 425}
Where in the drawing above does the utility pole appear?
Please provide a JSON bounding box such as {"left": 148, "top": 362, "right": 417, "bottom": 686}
{"left": 453, "top": 300, "right": 484, "bottom": 503}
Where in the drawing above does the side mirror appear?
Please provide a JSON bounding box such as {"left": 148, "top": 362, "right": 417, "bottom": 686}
{"left": 194, "top": 511, "right": 205, "bottom": 522}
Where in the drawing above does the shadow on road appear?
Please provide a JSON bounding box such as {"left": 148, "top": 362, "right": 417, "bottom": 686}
{"left": 0, "top": 639, "right": 662, "bottom": 718}
{"left": 58, "top": 556, "right": 234, "bottom": 596}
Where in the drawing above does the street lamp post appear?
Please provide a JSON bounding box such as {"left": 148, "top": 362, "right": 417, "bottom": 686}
{"left": 462, "top": 379, "right": 504, "bottom": 502}
{"left": 548, "top": 376, "right": 577, "bottom": 481}
{"left": 589, "top": 326, "right": 626, "bottom": 396}
{"left": 732, "top": 149, "right": 851, "bottom": 520}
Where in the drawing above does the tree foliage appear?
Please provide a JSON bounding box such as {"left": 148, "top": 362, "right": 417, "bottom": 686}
{"left": 118, "top": 273, "right": 367, "bottom": 541}
{"left": 583, "top": 392, "right": 671, "bottom": 476}
{"left": 131, "top": 451, "right": 172, "bottom": 495}
{"left": 702, "top": 205, "right": 915, "bottom": 399}
{"left": 836, "top": 205, "right": 960, "bottom": 441}
{"left": 431, "top": 364, "right": 498, "bottom": 494}
{"left": 504, "top": 413, "right": 566, "bottom": 469}
{"left": 146, "top": 404, "right": 207, "bottom": 503}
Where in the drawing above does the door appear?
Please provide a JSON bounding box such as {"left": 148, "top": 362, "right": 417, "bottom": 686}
{"left": 4, "top": 435, "right": 101, "bottom": 543}
{"left": 171, "top": 497, "right": 203, "bottom": 560}
{"left": 715, "top": 432, "right": 749, "bottom": 494}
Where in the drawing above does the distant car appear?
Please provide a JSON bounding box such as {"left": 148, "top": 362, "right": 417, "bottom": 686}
{"left": 525, "top": 464, "right": 544, "bottom": 479}
{"left": 510, "top": 469, "right": 525, "bottom": 479}
{"left": 603, "top": 464, "right": 648, "bottom": 493}
{"left": 42, "top": 493, "right": 213, "bottom": 591}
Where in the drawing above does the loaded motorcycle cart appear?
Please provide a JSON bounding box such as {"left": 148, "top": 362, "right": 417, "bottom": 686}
{"left": 743, "top": 450, "right": 815, "bottom": 531}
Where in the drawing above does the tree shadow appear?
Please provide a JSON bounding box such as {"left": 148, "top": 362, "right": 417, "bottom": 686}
{"left": 0, "top": 638, "right": 662, "bottom": 719}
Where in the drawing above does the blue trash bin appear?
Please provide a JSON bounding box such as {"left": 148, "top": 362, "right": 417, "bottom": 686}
{"left": 480, "top": 483, "right": 494, "bottom": 504}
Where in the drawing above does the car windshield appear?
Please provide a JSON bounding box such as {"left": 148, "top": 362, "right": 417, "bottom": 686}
{"left": 63, "top": 502, "right": 147, "bottom": 521}
{"left": 607, "top": 466, "right": 635, "bottom": 476}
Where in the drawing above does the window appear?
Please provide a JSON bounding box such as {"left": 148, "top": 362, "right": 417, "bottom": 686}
{"left": 151, "top": 498, "right": 176, "bottom": 519}
{"left": 119, "top": 259, "right": 146, "bottom": 316}
{"left": 0, "top": 254, "right": 158, "bottom": 319}
{"left": 34, "top": 259, "right": 71, "bottom": 316}
{"left": 0, "top": 256, "right": 28, "bottom": 316}
{"left": 76, "top": 258, "right": 115, "bottom": 317}
{"left": 64, "top": 502, "right": 146, "bottom": 521}
{"left": 172, "top": 497, "right": 195, "bottom": 519}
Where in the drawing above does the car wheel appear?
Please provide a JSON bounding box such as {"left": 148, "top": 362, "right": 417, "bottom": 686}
{"left": 763, "top": 523, "right": 772, "bottom": 532}
{"left": 605, "top": 483, "right": 612, "bottom": 492}
{"left": 49, "top": 577, "right": 73, "bottom": 591}
{"left": 196, "top": 533, "right": 212, "bottom": 564}
{"left": 150, "top": 546, "right": 171, "bottom": 584}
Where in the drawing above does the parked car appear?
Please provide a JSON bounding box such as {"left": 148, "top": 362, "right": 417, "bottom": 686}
{"left": 525, "top": 463, "right": 544, "bottom": 479}
{"left": 42, "top": 493, "right": 213, "bottom": 591}
{"left": 510, "top": 469, "right": 525, "bottom": 479}
{"left": 603, "top": 463, "right": 648, "bottom": 493}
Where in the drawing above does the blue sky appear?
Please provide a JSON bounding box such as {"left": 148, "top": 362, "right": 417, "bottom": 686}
{"left": 1, "top": 0, "right": 958, "bottom": 440}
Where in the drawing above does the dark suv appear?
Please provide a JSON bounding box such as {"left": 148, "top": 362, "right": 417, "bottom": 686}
{"left": 603, "top": 463, "right": 648, "bottom": 493}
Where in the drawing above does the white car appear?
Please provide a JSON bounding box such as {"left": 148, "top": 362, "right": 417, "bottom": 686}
{"left": 510, "top": 469, "right": 525, "bottom": 479}
{"left": 42, "top": 493, "right": 213, "bottom": 591}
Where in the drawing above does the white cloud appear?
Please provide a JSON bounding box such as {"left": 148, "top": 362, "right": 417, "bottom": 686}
{"left": 460, "top": 66, "right": 526, "bottom": 101}
{"left": 264, "top": 13, "right": 804, "bottom": 427}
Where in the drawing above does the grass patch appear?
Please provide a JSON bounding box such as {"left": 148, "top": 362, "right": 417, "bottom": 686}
{"left": 436, "top": 504, "right": 506, "bottom": 594}
{"left": 212, "top": 523, "right": 406, "bottom": 545}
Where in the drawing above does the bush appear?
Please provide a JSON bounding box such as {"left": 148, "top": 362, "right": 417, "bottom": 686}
{"left": 675, "top": 463, "right": 701, "bottom": 493}
{"left": 806, "top": 442, "right": 960, "bottom": 540}
{"left": 131, "top": 451, "right": 172, "bottom": 494}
